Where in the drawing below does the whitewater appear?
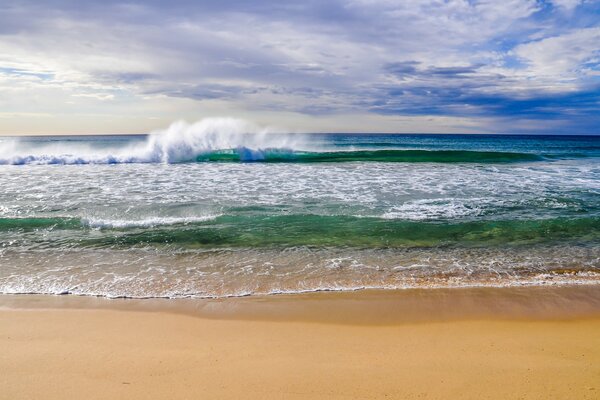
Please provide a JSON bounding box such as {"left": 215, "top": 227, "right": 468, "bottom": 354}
{"left": 0, "top": 119, "right": 599, "bottom": 298}
{"left": 0, "top": 118, "right": 307, "bottom": 165}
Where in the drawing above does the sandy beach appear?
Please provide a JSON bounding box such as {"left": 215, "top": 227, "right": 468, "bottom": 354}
{"left": 2, "top": 0, "right": 600, "bottom": 398}
{"left": 2, "top": 287, "right": 600, "bottom": 400}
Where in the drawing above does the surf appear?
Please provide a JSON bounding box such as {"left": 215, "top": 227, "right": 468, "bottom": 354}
{"left": 0, "top": 118, "right": 545, "bottom": 165}
{"left": 0, "top": 118, "right": 305, "bottom": 165}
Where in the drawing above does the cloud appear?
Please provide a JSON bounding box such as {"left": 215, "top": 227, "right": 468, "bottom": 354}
{"left": 0, "top": 0, "right": 598, "bottom": 134}
{"left": 513, "top": 27, "right": 600, "bottom": 79}
{"left": 550, "top": 0, "right": 584, "bottom": 10}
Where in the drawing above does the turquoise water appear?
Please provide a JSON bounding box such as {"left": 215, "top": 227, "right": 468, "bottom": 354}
{"left": 0, "top": 132, "right": 599, "bottom": 298}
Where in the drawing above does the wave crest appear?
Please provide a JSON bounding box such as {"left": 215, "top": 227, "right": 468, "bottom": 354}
{"left": 0, "top": 119, "right": 544, "bottom": 165}
{"left": 143, "top": 118, "right": 302, "bottom": 163}
{"left": 82, "top": 215, "right": 220, "bottom": 229}
{"left": 0, "top": 118, "right": 304, "bottom": 165}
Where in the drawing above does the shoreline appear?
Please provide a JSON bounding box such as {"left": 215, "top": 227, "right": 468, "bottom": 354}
{"left": 2, "top": 286, "right": 600, "bottom": 399}
{"left": 3, "top": 284, "right": 600, "bottom": 324}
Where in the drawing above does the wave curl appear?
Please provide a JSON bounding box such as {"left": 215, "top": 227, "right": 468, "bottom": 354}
{"left": 0, "top": 119, "right": 543, "bottom": 165}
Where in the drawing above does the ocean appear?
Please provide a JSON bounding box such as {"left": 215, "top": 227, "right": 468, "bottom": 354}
{"left": 1, "top": 124, "right": 599, "bottom": 298}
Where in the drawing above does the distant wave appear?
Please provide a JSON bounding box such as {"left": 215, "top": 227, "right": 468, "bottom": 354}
{"left": 0, "top": 118, "right": 545, "bottom": 165}
{"left": 0, "top": 118, "right": 305, "bottom": 165}
{"left": 194, "top": 149, "right": 543, "bottom": 163}
{"left": 0, "top": 145, "right": 543, "bottom": 165}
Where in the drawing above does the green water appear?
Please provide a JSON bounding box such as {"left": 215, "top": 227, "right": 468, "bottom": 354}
{"left": 3, "top": 215, "right": 599, "bottom": 249}
{"left": 1, "top": 133, "right": 599, "bottom": 298}
{"left": 196, "top": 149, "right": 544, "bottom": 163}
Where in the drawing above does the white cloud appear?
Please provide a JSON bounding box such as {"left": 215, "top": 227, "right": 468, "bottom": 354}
{"left": 550, "top": 0, "right": 584, "bottom": 10}
{"left": 0, "top": 0, "right": 598, "bottom": 134}
{"left": 513, "top": 27, "right": 600, "bottom": 79}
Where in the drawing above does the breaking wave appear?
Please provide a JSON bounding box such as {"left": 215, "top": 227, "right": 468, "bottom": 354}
{"left": 0, "top": 118, "right": 304, "bottom": 165}
{"left": 0, "top": 118, "right": 543, "bottom": 165}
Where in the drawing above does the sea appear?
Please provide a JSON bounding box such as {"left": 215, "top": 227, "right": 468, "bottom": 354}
{"left": 1, "top": 120, "right": 599, "bottom": 298}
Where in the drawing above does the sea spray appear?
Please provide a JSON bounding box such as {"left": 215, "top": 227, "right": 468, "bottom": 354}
{"left": 142, "top": 118, "right": 305, "bottom": 163}
{"left": 0, "top": 118, "right": 557, "bottom": 165}
{"left": 0, "top": 118, "right": 306, "bottom": 165}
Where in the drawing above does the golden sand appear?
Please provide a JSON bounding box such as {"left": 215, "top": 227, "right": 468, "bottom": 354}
{"left": 1, "top": 287, "right": 600, "bottom": 399}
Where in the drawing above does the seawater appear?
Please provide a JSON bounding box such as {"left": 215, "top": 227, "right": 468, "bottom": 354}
{"left": 0, "top": 120, "right": 599, "bottom": 298}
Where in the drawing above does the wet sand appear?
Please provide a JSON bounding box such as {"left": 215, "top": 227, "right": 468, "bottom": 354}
{"left": 1, "top": 287, "right": 600, "bottom": 399}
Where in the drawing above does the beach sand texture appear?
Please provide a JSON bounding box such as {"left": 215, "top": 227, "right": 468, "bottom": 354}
{"left": 2, "top": 288, "right": 600, "bottom": 400}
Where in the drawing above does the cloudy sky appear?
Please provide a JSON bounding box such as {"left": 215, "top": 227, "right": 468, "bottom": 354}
{"left": 1, "top": 0, "right": 599, "bottom": 135}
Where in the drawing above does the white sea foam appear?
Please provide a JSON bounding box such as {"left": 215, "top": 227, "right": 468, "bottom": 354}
{"left": 0, "top": 118, "right": 306, "bottom": 165}
{"left": 381, "top": 198, "right": 486, "bottom": 220}
{"left": 1, "top": 246, "right": 599, "bottom": 299}
{"left": 82, "top": 215, "right": 220, "bottom": 229}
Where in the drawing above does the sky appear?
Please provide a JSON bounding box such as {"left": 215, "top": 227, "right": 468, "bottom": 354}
{"left": 0, "top": 0, "right": 599, "bottom": 135}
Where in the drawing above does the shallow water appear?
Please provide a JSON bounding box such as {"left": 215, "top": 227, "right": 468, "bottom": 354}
{"left": 1, "top": 129, "right": 599, "bottom": 298}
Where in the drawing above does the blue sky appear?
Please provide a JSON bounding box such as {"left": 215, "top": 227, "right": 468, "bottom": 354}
{"left": 0, "top": 0, "right": 599, "bottom": 134}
